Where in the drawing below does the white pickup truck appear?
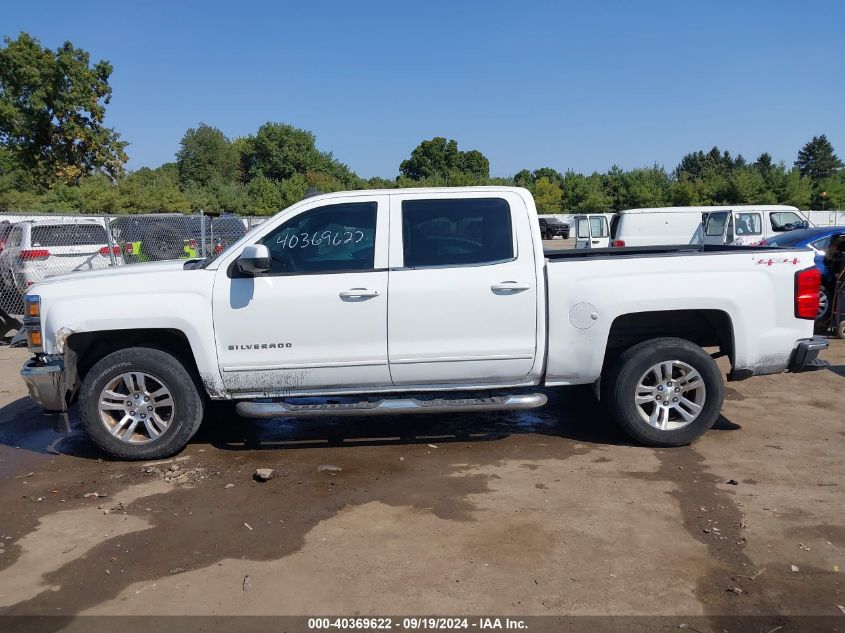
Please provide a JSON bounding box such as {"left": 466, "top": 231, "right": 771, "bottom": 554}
{"left": 19, "top": 187, "right": 828, "bottom": 460}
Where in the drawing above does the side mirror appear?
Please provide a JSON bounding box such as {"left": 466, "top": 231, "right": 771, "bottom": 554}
{"left": 237, "top": 244, "right": 271, "bottom": 275}
{"left": 801, "top": 220, "right": 809, "bottom": 229}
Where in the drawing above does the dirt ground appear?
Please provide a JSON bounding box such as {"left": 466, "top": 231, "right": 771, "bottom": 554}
{"left": 0, "top": 338, "right": 842, "bottom": 624}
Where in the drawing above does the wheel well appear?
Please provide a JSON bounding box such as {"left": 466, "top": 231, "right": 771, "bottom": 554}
{"left": 68, "top": 328, "right": 200, "bottom": 387}
{"left": 604, "top": 310, "right": 734, "bottom": 368}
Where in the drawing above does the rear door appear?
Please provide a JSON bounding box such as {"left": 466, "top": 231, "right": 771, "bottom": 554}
{"left": 387, "top": 191, "right": 538, "bottom": 385}
{"left": 702, "top": 211, "right": 731, "bottom": 245}
{"left": 575, "top": 215, "right": 609, "bottom": 248}
{"left": 589, "top": 215, "right": 610, "bottom": 248}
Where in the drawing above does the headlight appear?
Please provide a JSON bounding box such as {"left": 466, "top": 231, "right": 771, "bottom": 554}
{"left": 23, "top": 295, "right": 43, "bottom": 352}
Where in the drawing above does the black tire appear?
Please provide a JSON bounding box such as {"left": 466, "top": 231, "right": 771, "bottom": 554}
{"left": 601, "top": 337, "right": 724, "bottom": 447}
{"left": 79, "top": 347, "right": 204, "bottom": 460}
{"left": 141, "top": 224, "right": 184, "bottom": 260}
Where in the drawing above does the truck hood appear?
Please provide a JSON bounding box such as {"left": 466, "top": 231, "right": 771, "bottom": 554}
{"left": 30, "top": 259, "right": 193, "bottom": 289}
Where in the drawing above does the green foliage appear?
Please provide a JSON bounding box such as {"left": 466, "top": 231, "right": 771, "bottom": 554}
{"left": 0, "top": 33, "right": 127, "bottom": 185}
{"left": 0, "top": 37, "right": 841, "bottom": 218}
{"left": 795, "top": 134, "right": 844, "bottom": 182}
{"left": 399, "top": 137, "right": 490, "bottom": 183}
{"left": 533, "top": 177, "right": 563, "bottom": 213}
{"left": 177, "top": 123, "right": 240, "bottom": 187}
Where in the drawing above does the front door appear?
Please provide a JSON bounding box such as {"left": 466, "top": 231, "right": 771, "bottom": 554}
{"left": 387, "top": 192, "right": 538, "bottom": 385}
{"left": 212, "top": 196, "right": 391, "bottom": 395}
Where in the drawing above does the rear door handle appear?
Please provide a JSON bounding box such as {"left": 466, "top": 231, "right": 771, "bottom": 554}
{"left": 339, "top": 288, "right": 380, "bottom": 299}
{"left": 591, "top": 240, "right": 600, "bottom": 244}
{"left": 491, "top": 281, "right": 531, "bottom": 292}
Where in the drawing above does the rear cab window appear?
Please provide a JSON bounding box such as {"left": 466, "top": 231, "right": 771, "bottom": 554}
{"left": 401, "top": 198, "right": 513, "bottom": 268}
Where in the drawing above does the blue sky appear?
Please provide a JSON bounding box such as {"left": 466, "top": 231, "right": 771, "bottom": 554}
{"left": 5, "top": 0, "right": 844, "bottom": 178}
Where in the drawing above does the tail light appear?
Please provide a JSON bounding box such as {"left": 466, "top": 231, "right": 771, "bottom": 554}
{"left": 99, "top": 245, "right": 121, "bottom": 256}
{"left": 215, "top": 242, "right": 224, "bottom": 254}
{"left": 612, "top": 240, "right": 626, "bottom": 247}
{"left": 794, "top": 267, "right": 821, "bottom": 319}
{"left": 18, "top": 249, "right": 50, "bottom": 261}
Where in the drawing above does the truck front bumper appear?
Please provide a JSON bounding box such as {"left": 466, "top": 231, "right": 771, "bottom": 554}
{"left": 788, "top": 336, "right": 829, "bottom": 373}
{"left": 20, "top": 356, "right": 68, "bottom": 412}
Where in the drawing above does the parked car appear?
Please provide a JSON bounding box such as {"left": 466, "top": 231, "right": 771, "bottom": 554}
{"left": 0, "top": 219, "right": 121, "bottom": 295}
{"left": 110, "top": 213, "right": 246, "bottom": 263}
{"left": 761, "top": 226, "right": 845, "bottom": 323}
{"left": 20, "top": 187, "right": 826, "bottom": 460}
{"left": 538, "top": 217, "right": 570, "bottom": 239}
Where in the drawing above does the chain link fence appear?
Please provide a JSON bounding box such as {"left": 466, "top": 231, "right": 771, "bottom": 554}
{"left": 0, "top": 211, "right": 266, "bottom": 317}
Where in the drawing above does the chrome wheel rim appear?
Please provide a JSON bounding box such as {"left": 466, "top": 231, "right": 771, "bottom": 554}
{"left": 97, "top": 372, "right": 175, "bottom": 444}
{"left": 817, "top": 290, "right": 829, "bottom": 319}
{"left": 635, "top": 360, "right": 706, "bottom": 431}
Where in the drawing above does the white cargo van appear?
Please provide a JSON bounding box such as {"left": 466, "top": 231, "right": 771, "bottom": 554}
{"left": 573, "top": 214, "right": 611, "bottom": 249}
{"left": 609, "top": 205, "right": 809, "bottom": 247}
{"left": 609, "top": 208, "right": 704, "bottom": 247}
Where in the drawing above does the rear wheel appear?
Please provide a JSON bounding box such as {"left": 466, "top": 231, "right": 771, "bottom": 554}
{"left": 79, "top": 347, "right": 204, "bottom": 460}
{"left": 602, "top": 337, "right": 724, "bottom": 447}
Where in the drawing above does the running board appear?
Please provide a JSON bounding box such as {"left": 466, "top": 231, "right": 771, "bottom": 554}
{"left": 235, "top": 393, "right": 547, "bottom": 419}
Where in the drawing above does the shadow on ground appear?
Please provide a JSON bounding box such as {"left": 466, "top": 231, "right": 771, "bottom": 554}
{"left": 0, "top": 386, "right": 743, "bottom": 461}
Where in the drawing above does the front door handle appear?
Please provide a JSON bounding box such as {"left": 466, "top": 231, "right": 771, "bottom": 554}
{"left": 339, "top": 288, "right": 380, "bottom": 299}
{"left": 491, "top": 281, "right": 531, "bottom": 292}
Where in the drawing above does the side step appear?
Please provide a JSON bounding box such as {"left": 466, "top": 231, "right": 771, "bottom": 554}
{"left": 235, "top": 393, "right": 547, "bottom": 419}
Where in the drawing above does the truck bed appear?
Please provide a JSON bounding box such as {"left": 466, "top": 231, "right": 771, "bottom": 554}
{"left": 544, "top": 244, "right": 794, "bottom": 260}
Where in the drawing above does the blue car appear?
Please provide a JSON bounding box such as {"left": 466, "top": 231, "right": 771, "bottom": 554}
{"left": 762, "top": 226, "right": 845, "bottom": 322}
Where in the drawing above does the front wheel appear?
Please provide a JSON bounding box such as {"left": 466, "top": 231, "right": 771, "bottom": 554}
{"left": 602, "top": 337, "right": 724, "bottom": 447}
{"left": 79, "top": 347, "right": 204, "bottom": 460}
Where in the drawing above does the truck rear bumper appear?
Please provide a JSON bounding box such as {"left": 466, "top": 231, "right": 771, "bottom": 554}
{"left": 788, "top": 336, "right": 829, "bottom": 373}
{"left": 20, "top": 356, "right": 68, "bottom": 412}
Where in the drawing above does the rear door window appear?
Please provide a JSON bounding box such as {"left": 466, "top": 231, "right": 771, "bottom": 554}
{"left": 31, "top": 224, "right": 109, "bottom": 247}
{"left": 401, "top": 198, "right": 513, "bottom": 268}
{"left": 590, "top": 216, "right": 609, "bottom": 237}
{"left": 576, "top": 218, "right": 590, "bottom": 239}
{"left": 705, "top": 212, "right": 729, "bottom": 237}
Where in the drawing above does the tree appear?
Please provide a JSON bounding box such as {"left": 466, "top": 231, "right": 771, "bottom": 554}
{"left": 176, "top": 124, "right": 240, "bottom": 187}
{"left": 0, "top": 32, "right": 127, "bottom": 185}
{"left": 399, "top": 137, "right": 489, "bottom": 182}
{"left": 794, "top": 134, "right": 843, "bottom": 182}
{"left": 248, "top": 122, "right": 356, "bottom": 186}
{"left": 674, "top": 147, "right": 743, "bottom": 179}
{"left": 533, "top": 177, "right": 562, "bottom": 213}
{"left": 513, "top": 169, "right": 533, "bottom": 189}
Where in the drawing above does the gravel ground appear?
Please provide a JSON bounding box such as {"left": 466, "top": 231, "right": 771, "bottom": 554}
{"left": 0, "top": 339, "right": 842, "bottom": 624}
